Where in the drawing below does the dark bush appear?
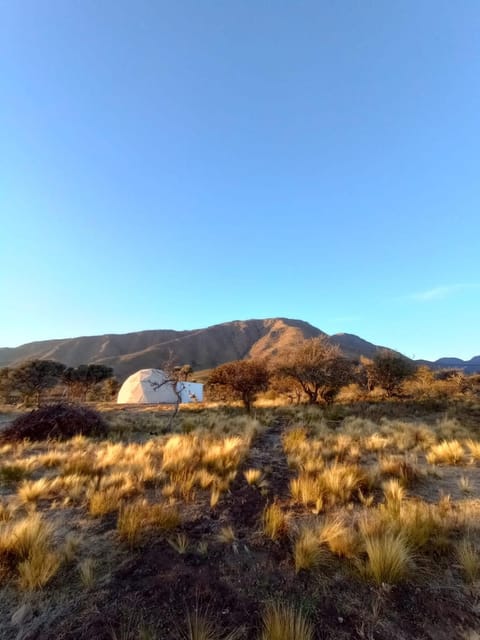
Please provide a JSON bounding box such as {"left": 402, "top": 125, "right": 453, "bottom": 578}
{"left": 0, "top": 403, "right": 108, "bottom": 443}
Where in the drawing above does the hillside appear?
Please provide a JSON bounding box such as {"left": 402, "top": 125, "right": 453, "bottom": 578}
{"left": 0, "top": 318, "right": 398, "bottom": 380}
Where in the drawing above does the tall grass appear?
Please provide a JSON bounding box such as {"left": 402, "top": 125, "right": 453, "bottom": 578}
{"left": 260, "top": 601, "right": 314, "bottom": 640}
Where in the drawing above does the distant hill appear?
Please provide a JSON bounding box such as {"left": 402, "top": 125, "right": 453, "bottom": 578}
{"left": 416, "top": 355, "right": 480, "bottom": 374}
{"left": 2, "top": 318, "right": 476, "bottom": 380}
{"left": 0, "top": 318, "right": 402, "bottom": 381}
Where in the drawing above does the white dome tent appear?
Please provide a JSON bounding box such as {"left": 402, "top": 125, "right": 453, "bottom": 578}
{"left": 117, "top": 368, "right": 203, "bottom": 404}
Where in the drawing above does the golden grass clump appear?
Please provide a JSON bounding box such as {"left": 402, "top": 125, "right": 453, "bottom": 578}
{"left": 0, "top": 500, "right": 15, "bottom": 523}
{"left": 260, "top": 601, "right": 314, "bottom": 640}
{"left": 293, "top": 525, "right": 325, "bottom": 573}
{"left": 88, "top": 487, "right": 125, "bottom": 516}
{"left": 117, "top": 499, "right": 180, "bottom": 546}
{"left": 426, "top": 440, "right": 465, "bottom": 465}
{"left": 244, "top": 468, "right": 264, "bottom": 487}
{"left": 382, "top": 479, "right": 405, "bottom": 515}
{"left": 379, "top": 456, "right": 421, "bottom": 487}
{"left": 290, "top": 474, "right": 323, "bottom": 508}
{"left": 17, "top": 477, "right": 55, "bottom": 503}
{"left": 362, "top": 530, "right": 412, "bottom": 584}
{"left": 466, "top": 439, "right": 480, "bottom": 461}
{"left": 0, "top": 512, "right": 51, "bottom": 560}
{"left": 319, "top": 516, "right": 360, "bottom": 558}
{"left": 263, "top": 503, "right": 288, "bottom": 541}
{"left": 282, "top": 427, "right": 309, "bottom": 454}
{"left": 18, "top": 548, "right": 61, "bottom": 590}
{"left": 457, "top": 538, "right": 480, "bottom": 583}
{"left": 0, "top": 512, "right": 61, "bottom": 590}
{"left": 320, "top": 463, "right": 370, "bottom": 505}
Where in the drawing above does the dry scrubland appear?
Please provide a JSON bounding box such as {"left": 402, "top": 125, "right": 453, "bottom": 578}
{"left": 1, "top": 400, "right": 480, "bottom": 639}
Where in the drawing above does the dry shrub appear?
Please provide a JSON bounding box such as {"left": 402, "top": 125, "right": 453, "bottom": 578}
{"left": 0, "top": 403, "right": 108, "bottom": 443}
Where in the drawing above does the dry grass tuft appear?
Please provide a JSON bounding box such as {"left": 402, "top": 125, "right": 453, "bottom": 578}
{"left": 293, "top": 525, "right": 324, "bottom": 573}
{"left": 457, "top": 538, "right": 480, "bottom": 583}
{"left": 168, "top": 532, "right": 189, "bottom": 554}
{"left": 179, "top": 605, "right": 241, "bottom": 640}
{"left": 290, "top": 475, "right": 323, "bottom": 508}
{"left": 426, "top": 440, "right": 465, "bottom": 465}
{"left": 17, "top": 548, "right": 61, "bottom": 590}
{"left": 89, "top": 487, "right": 125, "bottom": 516}
{"left": 217, "top": 526, "right": 236, "bottom": 545}
{"left": 466, "top": 439, "right": 480, "bottom": 461}
{"left": 79, "top": 557, "right": 96, "bottom": 588}
{"left": 260, "top": 601, "right": 314, "bottom": 640}
{"left": 319, "top": 516, "right": 360, "bottom": 558}
{"left": 244, "top": 468, "right": 265, "bottom": 487}
{"left": 118, "top": 499, "right": 180, "bottom": 546}
{"left": 362, "top": 530, "right": 412, "bottom": 584}
{"left": 0, "top": 512, "right": 61, "bottom": 590}
{"left": 263, "top": 503, "right": 288, "bottom": 541}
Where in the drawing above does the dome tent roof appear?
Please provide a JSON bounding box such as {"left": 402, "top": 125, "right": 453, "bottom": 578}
{"left": 117, "top": 369, "right": 178, "bottom": 404}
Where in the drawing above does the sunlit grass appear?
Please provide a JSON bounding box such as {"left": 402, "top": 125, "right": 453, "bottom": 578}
{"left": 260, "top": 601, "right": 314, "bottom": 640}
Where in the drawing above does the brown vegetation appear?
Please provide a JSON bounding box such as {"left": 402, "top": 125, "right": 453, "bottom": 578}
{"left": 0, "top": 396, "right": 479, "bottom": 638}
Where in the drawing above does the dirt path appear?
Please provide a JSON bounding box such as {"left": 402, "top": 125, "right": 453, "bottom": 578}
{"left": 223, "top": 418, "right": 292, "bottom": 537}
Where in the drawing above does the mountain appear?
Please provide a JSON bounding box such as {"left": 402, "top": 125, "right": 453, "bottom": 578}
{"left": 0, "top": 318, "right": 399, "bottom": 381}
{"left": 416, "top": 356, "right": 480, "bottom": 374}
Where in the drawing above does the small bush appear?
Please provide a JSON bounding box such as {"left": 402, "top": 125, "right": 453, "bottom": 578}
{"left": 0, "top": 403, "right": 108, "bottom": 443}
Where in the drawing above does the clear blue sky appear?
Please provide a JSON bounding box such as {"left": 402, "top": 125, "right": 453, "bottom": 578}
{"left": 1, "top": 1, "right": 479, "bottom": 360}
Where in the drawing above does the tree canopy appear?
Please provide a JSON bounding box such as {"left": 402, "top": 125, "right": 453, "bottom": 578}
{"left": 276, "top": 336, "right": 354, "bottom": 404}
{"left": 208, "top": 360, "right": 269, "bottom": 412}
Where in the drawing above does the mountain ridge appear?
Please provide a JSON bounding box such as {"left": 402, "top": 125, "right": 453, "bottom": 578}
{"left": 1, "top": 318, "right": 478, "bottom": 380}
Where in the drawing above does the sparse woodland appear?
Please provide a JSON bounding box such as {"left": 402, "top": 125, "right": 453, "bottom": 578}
{"left": 0, "top": 346, "right": 480, "bottom": 638}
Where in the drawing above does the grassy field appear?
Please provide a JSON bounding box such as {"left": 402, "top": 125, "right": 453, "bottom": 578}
{"left": 1, "top": 399, "right": 480, "bottom": 639}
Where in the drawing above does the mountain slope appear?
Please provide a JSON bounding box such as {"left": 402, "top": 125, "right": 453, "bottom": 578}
{"left": 0, "top": 318, "right": 395, "bottom": 380}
